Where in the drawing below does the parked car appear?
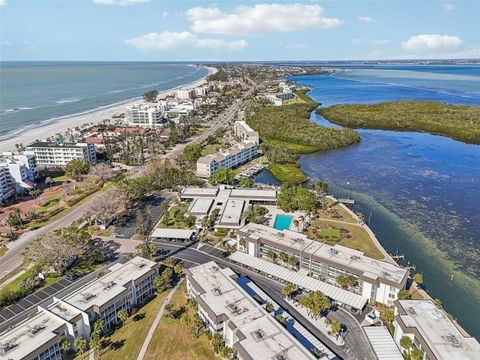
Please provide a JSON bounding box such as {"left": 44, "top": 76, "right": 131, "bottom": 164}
{"left": 65, "top": 272, "right": 79, "bottom": 281}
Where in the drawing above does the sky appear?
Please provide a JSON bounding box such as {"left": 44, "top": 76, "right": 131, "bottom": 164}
{"left": 1, "top": 0, "right": 479, "bottom": 61}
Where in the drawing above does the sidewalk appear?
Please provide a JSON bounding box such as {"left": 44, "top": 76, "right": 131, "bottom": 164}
{"left": 136, "top": 279, "right": 184, "bottom": 360}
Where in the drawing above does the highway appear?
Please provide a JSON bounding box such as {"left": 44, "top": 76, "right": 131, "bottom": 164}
{"left": 0, "top": 82, "right": 255, "bottom": 282}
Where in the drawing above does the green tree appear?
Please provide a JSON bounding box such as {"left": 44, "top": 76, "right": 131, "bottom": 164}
{"left": 190, "top": 313, "right": 205, "bottom": 338}
{"left": 74, "top": 336, "right": 88, "bottom": 358}
{"left": 411, "top": 347, "right": 424, "bottom": 360}
{"left": 434, "top": 298, "right": 443, "bottom": 309}
{"left": 336, "top": 275, "right": 357, "bottom": 288}
{"left": 383, "top": 309, "right": 394, "bottom": 323}
{"left": 412, "top": 273, "right": 423, "bottom": 286}
{"left": 398, "top": 289, "right": 410, "bottom": 300}
{"left": 210, "top": 167, "right": 235, "bottom": 185}
{"left": 154, "top": 267, "right": 175, "bottom": 292}
{"left": 281, "top": 283, "right": 297, "bottom": 298}
{"left": 239, "top": 177, "right": 254, "bottom": 187}
{"left": 64, "top": 159, "right": 90, "bottom": 181}
{"left": 288, "top": 255, "right": 298, "bottom": 269}
{"left": 279, "top": 251, "right": 288, "bottom": 263}
{"left": 241, "top": 205, "right": 268, "bottom": 224}
{"left": 330, "top": 320, "right": 342, "bottom": 337}
{"left": 400, "top": 336, "right": 413, "bottom": 356}
{"left": 60, "top": 338, "right": 71, "bottom": 353}
{"left": 183, "top": 144, "right": 203, "bottom": 163}
{"left": 117, "top": 309, "right": 129, "bottom": 326}
{"left": 266, "top": 250, "right": 276, "bottom": 262}
{"left": 299, "top": 291, "right": 331, "bottom": 320}
{"left": 143, "top": 90, "right": 159, "bottom": 102}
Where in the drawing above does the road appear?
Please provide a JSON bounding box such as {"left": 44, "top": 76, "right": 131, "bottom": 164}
{"left": 151, "top": 241, "right": 375, "bottom": 360}
{"left": 0, "top": 83, "right": 255, "bottom": 282}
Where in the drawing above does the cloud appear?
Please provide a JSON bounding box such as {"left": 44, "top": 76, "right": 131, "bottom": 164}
{"left": 0, "top": 0, "right": 6, "bottom": 6}
{"left": 442, "top": 3, "right": 456, "bottom": 11}
{"left": 162, "top": 11, "right": 169, "bottom": 18}
{"left": 125, "top": 31, "right": 247, "bottom": 52}
{"left": 352, "top": 38, "right": 390, "bottom": 45}
{"left": 186, "top": 3, "right": 343, "bottom": 35}
{"left": 93, "top": 0, "right": 149, "bottom": 6}
{"left": 402, "top": 34, "right": 462, "bottom": 52}
{"left": 358, "top": 16, "right": 373, "bottom": 23}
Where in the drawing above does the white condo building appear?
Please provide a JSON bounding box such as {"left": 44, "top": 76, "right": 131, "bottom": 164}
{"left": 233, "top": 121, "right": 259, "bottom": 145}
{"left": 196, "top": 141, "right": 258, "bottom": 178}
{"left": 0, "top": 166, "right": 14, "bottom": 201}
{"left": 0, "top": 257, "right": 159, "bottom": 360}
{"left": 393, "top": 299, "right": 480, "bottom": 360}
{"left": 186, "top": 261, "right": 318, "bottom": 360}
{"left": 176, "top": 89, "right": 195, "bottom": 100}
{"left": 235, "top": 222, "right": 409, "bottom": 307}
{"left": 26, "top": 142, "right": 97, "bottom": 168}
{"left": 125, "top": 104, "right": 166, "bottom": 128}
{"left": 0, "top": 151, "right": 38, "bottom": 191}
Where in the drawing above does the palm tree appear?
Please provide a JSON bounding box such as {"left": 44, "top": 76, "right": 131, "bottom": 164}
{"left": 288, "top": 256, "right": 298, "bottom": 270}
{"left": 279, "top": 251, "right": 288, "bottom": 264}
{"left": 45, "top": 176, "right": 53, "bottom": 188}
{"left": 266, "top": 250, "right": 276, "bottom": 262}
{"left": 330, "top": 320, "right": 342, "bottom": 338}
{"left": 60, "top": 338, "right": 71, "bottom": 353}
{"left": 74, "top": 337, "right": 88, "bottom": 358}
{"left": 293, "top": 219, "right": 299, "bottom": 231}
{"left": 30, "top": 189, "right": 41, "bottom": 202}
{"left": 400, "top": 336, "right": 413, "bottom": 358}
{"left": 117, "top": 309, "right": 129, "bottom": 326}
{"left": 12, "top": 207, "right": 22, "bottom": 226}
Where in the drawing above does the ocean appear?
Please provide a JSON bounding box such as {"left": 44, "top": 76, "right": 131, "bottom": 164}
{"left": 282, "top": 65, "right": 480, "bottom": 337}
{"left": 0, "top": 62, "right": 209, "bottom": 138}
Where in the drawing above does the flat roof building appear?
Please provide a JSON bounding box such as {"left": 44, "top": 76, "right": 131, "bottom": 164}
{"left": 150, "top": 228, "right": 196, "bottom": 242}
{"left": 186, "top": 261, "right": 318, "bottom": 360}
{"left": 26, "top": 142, "right": 96, "bottom": 168}
{"left": 236, "top": 222, "right": 408, "bottom": 306}
{"left": 393, "top": 300, "right": 480, "bottom": 360}
{"left": 180, "top": 187, "right": 277, "bottom": 230}
{"left": 125, "top": 104, "right": 166, "bottom": 128}
{"left": 196, "top": 141, "right": 258, "bottom": 178}
{"left": 233, "top": 121, "right": 259, "bottom": 145}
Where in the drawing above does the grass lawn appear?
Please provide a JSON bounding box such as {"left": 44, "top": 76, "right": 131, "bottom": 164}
{"left": 283, "top": 93, "right": 308, "bottom": 105}
{"left": 0, "top": 268, "right": 62, "bottom": 298}
{"left": 144, "top": 283, "right": 219, "bottom": 360}
{"left": 52, "top": 175, "right": 69, "bottom": 182}
{"left": 0, "top": 246, "right": 6, "bottom": 257}
{"left": 97, "top": 291, "right": 169, "bottom": 360}
{"left": 201, "top": 144, "right": 221, "bottom": 156}
{"left": 157, "top": 204, "right": 193, "bottom": 229}
{"left": 307, "top": 219, "right": 384, "bottom": 260}
{"left": 319, "top": 228, "right": 341, "bottom": 238}
{"left": 268, "top": 163, "right": 307, "bottom": 185}
{"left": 319, "top": 199, "right": 357, "bottom": 224}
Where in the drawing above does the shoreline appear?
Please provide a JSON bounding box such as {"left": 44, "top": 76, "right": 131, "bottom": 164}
{"left": 0, "top": 66, "right": 217, "bottom": 153}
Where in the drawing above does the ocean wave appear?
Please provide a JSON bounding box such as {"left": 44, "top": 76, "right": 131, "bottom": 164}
{"left": 1, "top": 106, "right": 35, "bottom": 114}
{"left": 56, "top": 97, "right": 83, "bottom": 104}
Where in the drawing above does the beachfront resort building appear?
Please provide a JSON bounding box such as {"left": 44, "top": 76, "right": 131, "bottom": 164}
{"left": 125, "top": 103, "right": 166, "bottom": 128}
{"left": 0, "top": 151, "right": 38, "bottom": 192}
{"left": 26, "top": 142, "right": 97, "bottom": 168}
{"left": 180, "top": 186, "right": 277, "bottom": 230}
{"left": 233, "top": 121, "right": 259, "bottom": 145}
{"left": 0, "top": 166, "right": 15, "bottom": 201}
{"left": 196, "top": 141, "right": 258, "bottom": 178}
{"left": 195, "top": 85, "right": 212, "bottom": 97}
{"left": 0, "top": 256, "right": 159, "bottom": 359}
{"left": 393, "top": 299, "right": 480, "bottom": 360}
{"left": 234, "top": 222, "right": 408, "bottom": 306}
{"left": 176, "top": 89, "right": 196, "bottom": 100}
{"left": 186, "top": 261, "right": 318, "bottom": 360}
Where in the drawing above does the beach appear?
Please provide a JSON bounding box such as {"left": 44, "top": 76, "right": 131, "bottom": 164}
{"left": 0, "top": 66, "right": 217, "bottom": 153}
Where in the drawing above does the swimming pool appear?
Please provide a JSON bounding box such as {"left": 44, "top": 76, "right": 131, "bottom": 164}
{"left": 273, "top": 214, "right": 293, "bottom": 230}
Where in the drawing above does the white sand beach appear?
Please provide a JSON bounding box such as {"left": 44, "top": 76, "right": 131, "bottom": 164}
{"left": 0, "top": 66, "right": 217, "bottom": 153}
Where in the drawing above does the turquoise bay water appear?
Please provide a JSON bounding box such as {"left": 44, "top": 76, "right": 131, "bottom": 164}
{"left": 273, "top": 214, "right": 293, "bottom": 230}
{"left": 285, "top": 65, "right": 480, "bottom": 337}
{"left": 0, "top": 62, "right": 208, "bottom": 138}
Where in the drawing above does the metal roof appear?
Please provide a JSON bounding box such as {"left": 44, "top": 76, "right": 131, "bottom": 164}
{"left": 151, "top": 228, "right": 195, "bottom": 239}
{"left": 364, "top": 326, "right": 403, "bottom": 360}
{"left": 229, "top": 251, "right": 368, "bottom": 310}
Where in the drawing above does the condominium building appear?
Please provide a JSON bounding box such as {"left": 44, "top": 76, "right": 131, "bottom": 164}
{"left": 393, "top": 299, "right": 480, "bottom": 360}
{"left": 64, "top": 256, "right": 159, "bottom": 332}
{"left": 196, "top": 141, "right": 258, "bottom": 178}
{"left": 0, "top": 166, "right": 14, "bottom": 201}
{"left": 236, "top": 222, "right": 409, "bottom": 306}
{"left": 176, "top": 89, "right": 195, "bottom": 100}
{"left": 233, "top": 121, "right": 259, "bottom": 145}
{"left": 26, "top": 142, "right": 96, "bottom": 168}
{"left": 0, "top": 151, "right": 38, "bottom": 193}
{"left": 186, "top": 261, "right": 317, "bottom": 360}
{"left": 0, "top": 257, "right": 158, "bottom": 360}
{"left": 180, "top": 186, "right": 277, "bottom": 230}
{"left": 125, "top": 104, "right": 166, "bottom": 128}
{"left": 195, "top": 85, "right": 211, "bottom": 97}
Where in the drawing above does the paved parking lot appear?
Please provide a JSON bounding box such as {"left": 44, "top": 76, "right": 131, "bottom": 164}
{"left": 114, "top": 195, "right": 167, "bottom": 239}
{"left": 0, "top": 278, "right": 74, "bottom": 323}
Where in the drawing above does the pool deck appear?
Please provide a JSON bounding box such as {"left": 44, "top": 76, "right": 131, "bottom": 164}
{"left": 264, "top": 206, "right": 304, "bottom": 231}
